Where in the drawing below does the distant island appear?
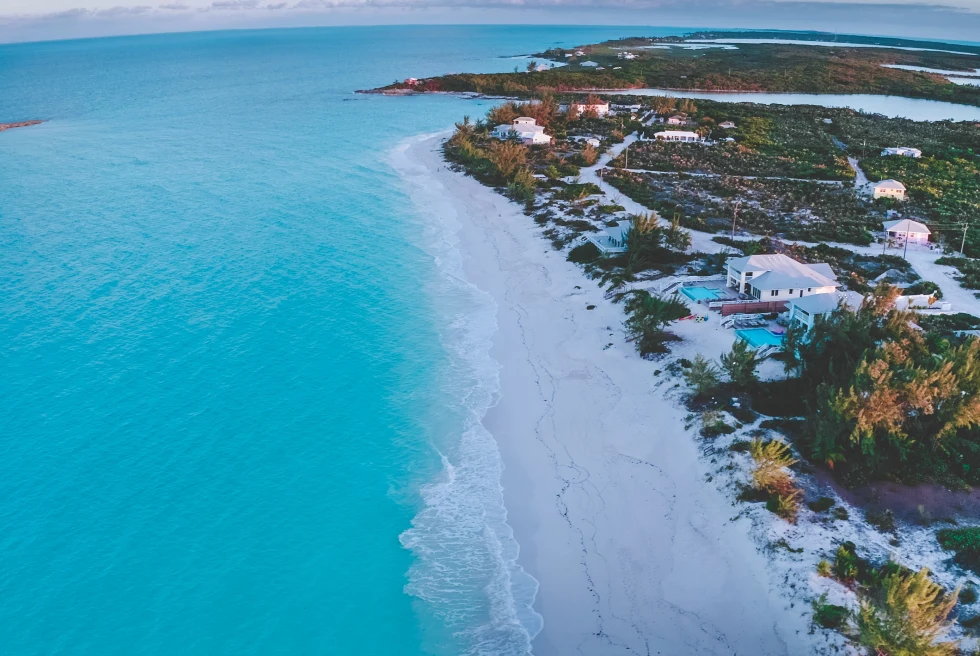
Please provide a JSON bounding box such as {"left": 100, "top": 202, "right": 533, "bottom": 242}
{"left": 363, "top": 30, "right": 980, "bottom": 107}
{"left": 0, "top": 120, "right": 43, "bottom": 133}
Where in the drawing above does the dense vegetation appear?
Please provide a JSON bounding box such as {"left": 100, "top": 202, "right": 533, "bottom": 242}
{"left": 369, "top": 32, "right": 980, "bottom": 107}
{"left": 605, "top": 170, "right": 883, "bottom": 245}
{"left": 813, "top": 541, "right": 962, "bottom": 654}
{"left": 782, "top": 285, "right": 980, "bottom": 487}
{"left": 619, "top": 102, "right": 854, "bottom": 180}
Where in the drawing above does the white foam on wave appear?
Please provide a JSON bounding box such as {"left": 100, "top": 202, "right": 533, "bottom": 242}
{"left": 388, "top": 133, "right": 543, "bottom": 656}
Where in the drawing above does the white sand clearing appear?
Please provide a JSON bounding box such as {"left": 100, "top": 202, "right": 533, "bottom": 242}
{"left": 393, "top": 133, "right": 817, "bottom": 656}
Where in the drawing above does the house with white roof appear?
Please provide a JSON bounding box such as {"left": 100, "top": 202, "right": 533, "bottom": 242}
{"left": 883, "top": 218, "right": 930, "bottom": 244}
{"left": 788, "top": 291, "right": 864, "bottom": 331}
{"left": 727, "top": 253, "right": 839, "bottom": 301}
{"left": 617, "top": 51, "right": 637, "bottom": 60}
{"left": 654, "top": 131, "right": 703, "bottom": 143}
{"left": 570, "top": 101, "right": 610, "bottom": 117}
{"left": 587, "top": 220, "right": 631, "bottom": 254}
{"left": 719, "top": 121, "right": 736, "bottom": 129}
{"left": 882, "top": 147, "right": 922, "bottom": 158}
{"left": 492, "top": 117, "right": 552, "bottom": 146}
{"left": 580, "top": 61, "right": 599, "bottom": 68}
{"left": 873, "top": 179, "right": 907, "bottom": 200}
{"left": 666, "top": 115, "right": 688, "bottom": 125}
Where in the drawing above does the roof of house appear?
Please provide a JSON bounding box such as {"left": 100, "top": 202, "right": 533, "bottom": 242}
{"left": 883, "top": 218, "right": 930, "bottom": 235}
{"left": 580, "top": 61, "right": 599, "bottom": 67}
{"left": 789, "top": 291, "right": 864, "bottom": 315}
{"left": 654, "top": 131, "right": 701, "bottom": 139}
{"left": 874, "top": 179, "right": 907, "bottom": 191}
{"left": 729, "top": 254, "right": 838, "bottom": 289}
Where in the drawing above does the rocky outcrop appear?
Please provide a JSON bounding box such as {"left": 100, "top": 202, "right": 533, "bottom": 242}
{"left": 0, "top": 120, "right": 43, "bottom": 132}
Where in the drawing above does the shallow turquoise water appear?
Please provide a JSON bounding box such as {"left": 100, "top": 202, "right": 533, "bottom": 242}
{"left": 0, "top": 25, "right": 691, "bottom": 656}
{"left": 6, "top": 25, "right": 980, "bottom": 656}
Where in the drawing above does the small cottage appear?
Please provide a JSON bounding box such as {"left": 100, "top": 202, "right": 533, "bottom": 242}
{"left": 881, "top": 147, "right": 922, "bottom": 158}
{"left": 873, "top": 179, "right": 907, "bottom": 200}
{"left": 654, "top": 131, "right": 703, "bottom": 143}
{"left": 883, "top": 218, "right": 930, "bottom": 244}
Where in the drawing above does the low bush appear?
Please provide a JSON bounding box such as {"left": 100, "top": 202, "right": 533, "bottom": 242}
{"left": 812, "top": 595, "right": 850, "bottom": 630}
{"left": 867, "top": 509, "right": 897, "bottom": 534}
{"left": 808, "top": 497, "right": 836, "bottom": 513}
{"left": 567, "top": 241, "right": 601, "bottom": 264}
{"left": 833, "top": 542, "right": 860, "bottom": 583}
{"left": 937, "top": 527, "right": 980, "bottom": 574}
{"left": 904, "top": 280, "right": 943, "bottom": 299}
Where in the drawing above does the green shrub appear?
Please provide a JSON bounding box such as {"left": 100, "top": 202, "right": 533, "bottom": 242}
{"left": 959, "top": 584, "right": 978, "bottom": 604}
{"left": 808, "top": 497, "right": 836, "bottom": 513}
{"left": 867, "top": 509, "right": 897, "bottom": 534}
{"left": 817, "top": 559, "right": 832, "bottom": 577}
{"left": 833, "top": 542, "right": 860, "bottom": 582}
{"left": 904, "top": 280, "right": 942, "bottom": 299}
{"left": 567, "top": 241, "right": 601, "bottom": 264}
{"left": 729, "top": 440, "right": 751, "bottom": 453}
{"left": 812, "top": 594, "right": 850, "bottom": 630}
{"left": 937, "top": 527, "right": 980, "bottom": 574}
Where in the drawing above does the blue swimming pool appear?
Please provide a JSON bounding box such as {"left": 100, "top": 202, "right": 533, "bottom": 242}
{"left": 680, "top": 286, "right": 722, "bottom": 302}
{"left": 736, "top": 328, "right": 785, "bottom": 348}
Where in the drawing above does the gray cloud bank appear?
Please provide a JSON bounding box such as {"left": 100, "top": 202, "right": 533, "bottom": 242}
{"left": 3, "top": 0, "right": 980, "bottom": 44}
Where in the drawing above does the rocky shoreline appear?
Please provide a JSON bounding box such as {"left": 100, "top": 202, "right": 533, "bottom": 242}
{"left": 0, "top": 120, "right": 43, "bottom": 133}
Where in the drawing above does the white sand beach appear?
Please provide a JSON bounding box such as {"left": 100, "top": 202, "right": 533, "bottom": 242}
{"left": 394, "top": 132, "right": 819, "bottom": 655}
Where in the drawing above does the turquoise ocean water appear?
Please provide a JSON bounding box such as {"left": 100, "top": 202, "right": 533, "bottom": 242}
{"left": 0, "top": 26, "right": 687, "bottom": 656}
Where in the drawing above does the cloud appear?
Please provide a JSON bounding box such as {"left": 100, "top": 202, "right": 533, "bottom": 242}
{"left": 210, "top": 0, "right": 260, "bottom": 8}
{"left": 95, "top": 5, "right": 152, "bottom": 15}
{"left": 4, "top": 0, "right": 980, "bottom": 45}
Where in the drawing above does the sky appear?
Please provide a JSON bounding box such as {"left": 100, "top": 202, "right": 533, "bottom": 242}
{"left": 2, "top": 0, "right": 980, "bottom": 44}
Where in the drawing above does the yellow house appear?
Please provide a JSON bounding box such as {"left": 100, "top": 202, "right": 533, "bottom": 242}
{"left": 873, "top": 179, "right": 907, "bottom": 200}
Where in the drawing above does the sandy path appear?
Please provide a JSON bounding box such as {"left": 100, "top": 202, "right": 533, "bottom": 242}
{"left": 396, "top": 133, "right": 815, "bottom": 655}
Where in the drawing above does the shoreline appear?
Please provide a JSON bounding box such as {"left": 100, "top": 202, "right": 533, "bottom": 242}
{"left": 396, "top": 132, "right": 820, "bottom": 655}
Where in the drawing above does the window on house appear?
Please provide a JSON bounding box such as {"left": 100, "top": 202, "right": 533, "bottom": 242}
{"left": 771, "top": 290, "right": 778, "bottom": 297}
{"left": 788, "top": 289, "right": 793, "bottom": 295}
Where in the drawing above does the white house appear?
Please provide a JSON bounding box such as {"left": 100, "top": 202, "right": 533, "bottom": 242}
{"left": 587, "top": 221, "right": 631, "bottom": 254}
{"left": 883, "top": 218, "right": 930, "bottom": 244}
{"left": 895, "top": 294, "right": 952, "bottom": 312}
{"left": 719, "top": 121, "right": 736, "bottom": 129}
{"left": 580, "top": 61, "right": 599, "bottom": 68}
{"left": 873, "top": 179, "right": 907, "bottom": 200}
{"left": 787, "top": 291, "right": 864, "bottom": 331}
{"left": 666, "top": 115, "right": 688, "bottom": 125}
{"left": 617, "top": 51, "right": 637, "bottom": 60}
{"left": 570, "top": 101, "right": 610, "bottom": 117}
{"left": 882, "top": 147, "right": 922, "bottom": 158}
{"left": 654, "top": 131, "right": 703, "bottom": 143}
{"left": 492, "top": 117, "right": 552, "bottom": 145}
{"left": 574, "top": 49, "right": 586, "bottom": 56}
{"left": 727, "top": 253, "right": 839, "bottom": 301}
